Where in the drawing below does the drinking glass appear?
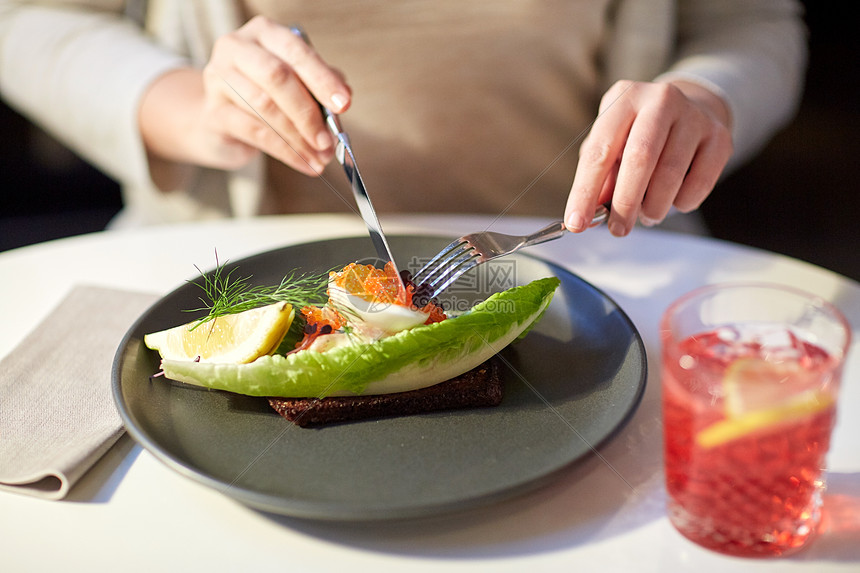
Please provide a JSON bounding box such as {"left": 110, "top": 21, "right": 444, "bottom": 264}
{"left": 661, "top": 283, "right": 851, "bottom": 557}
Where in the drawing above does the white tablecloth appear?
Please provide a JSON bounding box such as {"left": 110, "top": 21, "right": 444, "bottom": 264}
{"left": 1, "top": 214, "right": 858, "bottom": 572}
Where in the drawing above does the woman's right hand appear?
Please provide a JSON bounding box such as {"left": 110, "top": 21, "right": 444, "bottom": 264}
{"left": 139, "top": 16, "right": 352, "bottom": 187}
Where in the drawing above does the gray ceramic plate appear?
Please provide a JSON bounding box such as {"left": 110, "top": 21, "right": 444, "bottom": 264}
{"left": 112, "top": 235, "right": 646, "bottom": 521}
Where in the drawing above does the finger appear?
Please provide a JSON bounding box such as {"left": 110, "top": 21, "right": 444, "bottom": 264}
{"left": 639, "top": 124, "right": 698, "bottom": 226}
{"left": 674, "top": 128, "right": 733, "bottom": 212}
{"left": 598, "top": 160, "right": 620, "bottom": 205}
{"left": 206, "top": 65, "right": 329, "bottom": 173}
{"left": 244, "top": 16, "right": 352, "bottom": 114}
{"left": 609, "top": 90, "right": 677, "bottom": 236}
{"left": 195, "top": 110, "right": 261, "bottom": 170}
{"left": 564, "top": 107, "right": 633, "bottom": 233}
{"left": 214, "top": 33, "right": 335, "bottom": 154}
{"left": 215, "top": 98, "right": 327, "bottom": 175}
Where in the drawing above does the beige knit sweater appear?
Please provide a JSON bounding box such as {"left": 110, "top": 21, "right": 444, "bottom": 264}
{"left": 0, "top": 0, "right": 807, "bottom": 226}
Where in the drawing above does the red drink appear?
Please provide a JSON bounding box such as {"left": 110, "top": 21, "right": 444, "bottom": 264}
{"left": 662, "top": 325, "right": 840, "bottom": 557}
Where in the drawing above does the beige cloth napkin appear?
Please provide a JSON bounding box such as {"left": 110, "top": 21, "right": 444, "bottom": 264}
{"left": 0, "top": 285, "right": 158, "bottom": 499}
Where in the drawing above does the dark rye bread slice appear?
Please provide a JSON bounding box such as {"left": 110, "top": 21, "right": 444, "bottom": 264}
{"left": 268, "top": 358, "right": 502, "bottom": 427}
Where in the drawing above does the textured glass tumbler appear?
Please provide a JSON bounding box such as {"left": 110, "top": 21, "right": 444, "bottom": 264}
{"left": 661, "top": 283, "right": 851, "bottom": 557}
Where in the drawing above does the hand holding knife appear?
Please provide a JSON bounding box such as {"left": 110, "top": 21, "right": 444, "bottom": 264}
{"left": 290, "top": 26, "right": 403, "bottom": 282}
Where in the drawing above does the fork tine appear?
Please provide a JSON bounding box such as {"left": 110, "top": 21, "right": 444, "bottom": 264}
{"left": 422, "top": 248, "right": 480, "bottom": 291}
{"left": 427, "top": 259, "right": 480, "bottom": 300}
{"left": 412, "top": 240, "right": 470, "bottom": 284}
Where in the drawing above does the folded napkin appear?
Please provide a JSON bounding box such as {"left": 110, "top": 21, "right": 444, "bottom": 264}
{"left": 0, "top": 285, "right": 158, "bottom": 500}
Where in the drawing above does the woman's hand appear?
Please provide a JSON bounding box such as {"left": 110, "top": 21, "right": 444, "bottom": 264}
{"left": 139, "top": 16, "right": 351, "bottom": 189}
{"left": 564, "top": 80, "right": 733, "bottom": 236}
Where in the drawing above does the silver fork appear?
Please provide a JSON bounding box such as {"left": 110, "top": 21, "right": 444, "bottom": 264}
{"left": 411, "top": 205, "right": 609, "bottom": 301}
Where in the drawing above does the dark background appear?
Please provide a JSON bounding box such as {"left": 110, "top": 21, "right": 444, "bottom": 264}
{"left": 1, "top": 2, "right": 858, "bottom": 281}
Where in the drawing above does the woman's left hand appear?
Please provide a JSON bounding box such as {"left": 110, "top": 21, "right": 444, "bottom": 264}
{"left": 564, "top": 80, "right": 733, "bottom": 237}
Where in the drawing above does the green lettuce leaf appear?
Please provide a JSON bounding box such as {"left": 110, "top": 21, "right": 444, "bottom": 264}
{"left": 159, "top": 276, "right": 560, "bottom": 397}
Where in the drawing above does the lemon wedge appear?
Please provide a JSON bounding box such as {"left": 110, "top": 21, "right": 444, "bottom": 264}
{"left": 723, "top": 358, "right": 818, "bottom": 418}
{"left": 696, "top": 389, "right": 833, "bottom": 448}
{"left": 144, "top": 302, "right": 294, "bottom": 364}
{"left": 695, "top": 358, "right": 832, "bottom": 448}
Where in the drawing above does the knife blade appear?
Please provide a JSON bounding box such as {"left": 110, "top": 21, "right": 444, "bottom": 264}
{"left": 326, "top": 112, "right": 400, "bottom": 272}
{"left": 290, "top": 26, "right": 401, "bottom": 279}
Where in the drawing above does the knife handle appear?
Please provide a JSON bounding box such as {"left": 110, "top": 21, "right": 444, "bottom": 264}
{"left": 288, "top": 25, "right": 344, "bottom": 139}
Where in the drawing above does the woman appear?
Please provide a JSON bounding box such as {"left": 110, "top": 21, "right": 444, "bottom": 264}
{"left": 0, "top": 0, "right": 807, "bottom": 236}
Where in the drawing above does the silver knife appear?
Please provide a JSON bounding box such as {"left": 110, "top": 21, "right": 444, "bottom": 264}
{"left": 290, "top": 26, "right": 401, "bottom": 278}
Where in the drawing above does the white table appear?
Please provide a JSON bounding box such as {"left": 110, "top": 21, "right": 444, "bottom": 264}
{"left": 2, "top": 214, "right": 858, "bottom": 572}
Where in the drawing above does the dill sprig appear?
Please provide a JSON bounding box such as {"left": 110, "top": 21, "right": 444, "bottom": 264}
{"left": 185, "top": 259, "right": 330, "bottom": 327}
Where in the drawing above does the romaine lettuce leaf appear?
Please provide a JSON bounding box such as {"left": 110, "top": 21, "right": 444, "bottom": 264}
{"left": 160, "top": 276, "right": 560, "bottom": 397}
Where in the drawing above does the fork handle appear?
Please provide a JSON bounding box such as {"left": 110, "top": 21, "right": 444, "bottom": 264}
{"left": 522, "top": 204, "right": 609, "bottom": 248}
{"left": 521, "top": 221, "right": 568, "bottom": 248}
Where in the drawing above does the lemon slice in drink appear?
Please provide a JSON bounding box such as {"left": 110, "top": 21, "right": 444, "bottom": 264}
{"left": 696, "top": 358, "right": 833, "bottom": 448}
{"left": 722, "top": 358, "right": 819, "bottom": 417}
{"left": 144, "top": 302, "right": 294, "bottom": 364}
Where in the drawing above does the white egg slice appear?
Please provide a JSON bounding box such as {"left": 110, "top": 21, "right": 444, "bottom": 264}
{"left": 327, "top": 284, "right": 429, "bottom": 338}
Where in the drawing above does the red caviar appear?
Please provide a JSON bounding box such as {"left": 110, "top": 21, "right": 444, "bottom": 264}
{"left": 331, "top": 262, "right": 404, "bottom": 305}
{"left": 330, "top": 262, "right": 446, "bottom": 323}
{"left": 292, "top": 305, "right": 347, "bottom": 352}
{"left": 301, "top": 305, "right": 347, "bottom": 331}
{"left": 294, "top": 262, "right": 447, "bottom": 350}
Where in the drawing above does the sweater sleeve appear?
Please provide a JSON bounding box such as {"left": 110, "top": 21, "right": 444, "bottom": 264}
{"left": 655, "top": 0, "right": 808, "bottom": 170}
{"left": 0, "top": 1, "right": 189, "bottom": 189}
